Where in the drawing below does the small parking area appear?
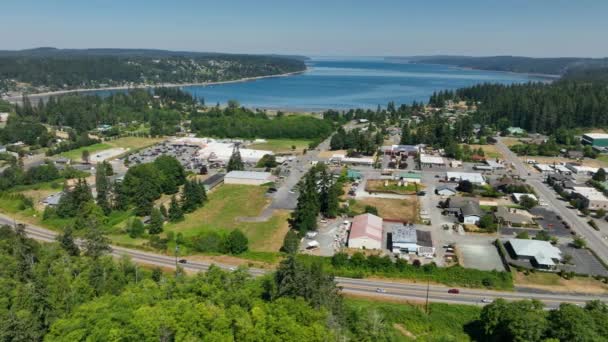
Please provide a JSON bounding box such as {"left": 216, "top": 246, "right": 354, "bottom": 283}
{"left": 559, "top": 245, "right": 608, "bottom": 277}
{"left": 458, "top": 243, "right": 505, "bottom": 271}
{"left": 530, "top": 207, "right": 572, "bottom": 237}
{"left": 301, "top": 219, "right": 349, "bottom": 256}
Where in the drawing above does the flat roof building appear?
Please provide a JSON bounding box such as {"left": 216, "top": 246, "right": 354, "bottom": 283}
{"left": 224, "top": 171, "right": 275, "bottom": 186}
{"left": 446, "top": 172, "right": 485, "bottom": 185}
{"left": 348, "top": 213, "right": 383, "bottom": 250}
{"left": 202, "top": 173, "right": 225, "bottom": 191}
{"left": 391, "top": 225, "right": 434, "bottom": 257}
{"left": 393, "top": 171, "right": 422, "bottom": 183}
{"left": 420, "top": 154, "right": 445, "bottom": 166}
{"left": 512, "top": 193, "right": 539, "bottom": 203}
{"left": 572, "top": 186, "right": 608, "bottom": 210}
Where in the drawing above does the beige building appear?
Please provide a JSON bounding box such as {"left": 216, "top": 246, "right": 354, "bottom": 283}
{"left": 572, "top": 186, "right": 608, "bottom": 210}
{"left": 224, "top": 171, "right": 275, "bottom": 186}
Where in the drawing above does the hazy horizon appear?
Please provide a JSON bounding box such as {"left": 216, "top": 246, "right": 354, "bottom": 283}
{"left": 2, "top": 0, "right": 608, "bottom": 58}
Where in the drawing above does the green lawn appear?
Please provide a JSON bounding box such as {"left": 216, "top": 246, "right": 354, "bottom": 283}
{"left": 345, "top": 298, "right": 481, "bottom": 341}
{"left": 164, "top": 184, "right": 290, "bottom": 253}
{"left": 60, "top": 143, "right": 112, "bottom": 161}
{"left": 250, "top": 139, "right": 313, "bottom": 153}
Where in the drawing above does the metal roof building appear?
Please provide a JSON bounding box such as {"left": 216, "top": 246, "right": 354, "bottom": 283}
{"left": 348, "top": 213, "right": 383, "bottom": 250}
{"left": 446, "top": 172, "right": 485, "bottom": 185}
{"left": 506, "top": 239, "right": 562, "bottom": 269}
{"left": 224, "top": 171, "right": 275, "bottom": 186}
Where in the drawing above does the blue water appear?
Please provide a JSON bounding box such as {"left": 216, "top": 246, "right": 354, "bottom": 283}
{"left": 96, "top": 57, "right": 547, "bottom": 111}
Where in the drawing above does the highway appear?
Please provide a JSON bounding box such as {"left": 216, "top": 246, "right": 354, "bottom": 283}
{"left": 2, "top": 213, "right": 607, "bottom": 309}
{"left": 495, "top": 138, "right": 608, "bottom": 262}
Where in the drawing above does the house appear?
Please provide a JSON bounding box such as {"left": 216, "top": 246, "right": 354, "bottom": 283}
{"left": 202, "top": 173, "right": 225, "bottom": 191}
{"left": 571, "top": 186, "right": 608, "bottom": 210}
{"left": 566, "top": 150, "right": 584, "bottom": 159}
{"left": 446, "top": 172, "right": 485, "bottom": 185}
{"left": 505, "top": 239, "right": 562, "bottom": 269}
{"left": 435, "top": 185, "right": 457, "bottom": 197}
{"left": 348, "top": 213, "right": 383, "bottom": 250}
{"left": 512, "top": 193, "right": 539, "bottom": 203}
{"left": 54, "top": 157, "right": 71, "bottom": 166}
{"left": 393, "top": 171, "right": 422, "bottom": 184}
{"left": 495, "top": 207, "right": 534, "bottom": 227}
{"left": 460, "top": 201, "right": 484, "bottom": 225}
{"left": 42, "top": 192, "right": 63, "bottom": 207}
{"left": 391, "top": 224, "right": 435, "bottom": 257}
{"left": 224, "top": 171, "right": 275, "bottom": 186}
{"left": 507, "top": 127, "right": 525, "bottom": 135}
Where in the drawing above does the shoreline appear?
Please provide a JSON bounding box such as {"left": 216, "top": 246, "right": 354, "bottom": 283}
{"left": 2, "top": 69, "right": 307, "bottom": 103}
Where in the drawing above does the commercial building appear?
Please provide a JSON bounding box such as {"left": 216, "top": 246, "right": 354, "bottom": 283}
{"left": 171, "top": 137, "right": 273, "bottom": 164}
{"left": 342, "top": 157, "right": 374, "bottom": 166}
{"left": 446, "top": 172, "right": 485, "bottom": 185}
{"left": 348, "top": 213, "right": 383, "bottom": 250}
{"left": 505, "top": 239, "right": 562, "bottom": 269}
{"left": 381, "top": 145, "right": 418, "bottom": 157}
{"left": 495, "top": 207, "right": 534, "bottom": 227}
{"left": 460, "top": 201, "right": 483, "bottom": 225}
{"left": 420, "top": 154, "right": 445, "bottom": 167}
{"left": 393, "top": 171, "right": 422, "bottom": 183}
{"left": 571, "top": 186, "right": 608, "bottom": 210}
{"left": 565, "top": 163, "right": 599, "bottom": 175}
{"left": 582, "top": 133, "right": 608, "bottom": 147}
{"left": 534, "top": 164, "right": 554, "bottom": 174}
{"left": 391, "top": 225, "right": 435, "bottom": 257}
{"left": 224, "top": 171, "right": 275, "bottom": 186}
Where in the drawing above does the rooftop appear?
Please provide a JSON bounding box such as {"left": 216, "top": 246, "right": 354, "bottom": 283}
{"left": 349, "top": 213, "right": 383, "bottom": 242}
{"left": 573, "top": 186, "right": 608, "bottom": 201}
{"left": 395, "top": 171, "right": 422, "bottom": 179}
{"left": 446, "top": 172, "right": 485, "bottom": 184}
{"left": 392, "top": 225, "right": 417, "bottom": 244}
{"left": 583, "top": 133, "right": 608, "bottom": 139}
{"left": 461, "top": 201, "right": 484, "bottom": 217}
{"left": 420, "top": 154, "right": 444, "bottom": 164}
{"left": 507, "top": 239, "right": 561, "bottom": 266}
{"left": 225, "top": 171, "right": 273, "bottom": 180}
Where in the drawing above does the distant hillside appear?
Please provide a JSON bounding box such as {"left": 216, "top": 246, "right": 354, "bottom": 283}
{"left": 0, "top": 48, "right": 307, "bottom": 94}
{"left": 392, "top": 55, "right": 608, "bottom": 76}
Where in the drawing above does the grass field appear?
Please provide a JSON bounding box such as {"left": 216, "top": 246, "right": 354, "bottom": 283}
{"left": 365, "top": 179, "right": 420, "bottom": 195}
{"left": 463, "top": 144, "right": 503, "bottom": 159}
{"left": 345, "top": 298, "right": 481, "bottom": 341}
{"left": 513, "top": 270, "right": 608, "bottom": 294}
{"left": 250, "top": 139, "right": 313, "bottom": 154}
{"left": 163, "top": 184, "right": 289, "bottom": 252}
{"left": 60, "top": 136, "right": 164, "bottom": 161}
{"left": 351, "top": 197, "right": 418, "bottom": 222}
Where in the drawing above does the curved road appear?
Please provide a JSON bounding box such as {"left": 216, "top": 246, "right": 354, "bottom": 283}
{"left": 4, "top": 215, "right": 607, "bottom": 309}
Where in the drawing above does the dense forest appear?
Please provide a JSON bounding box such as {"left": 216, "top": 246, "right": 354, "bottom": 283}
{"left": 0, "top": 48, "right": 306, "bottom": 93}
{"left": 191, "top": 103, "right": 335, "bottom": 140}
{"left": 434, "top": 81, "right": 608, "bottom": 133}
{"left": 405, "top": 55, "right": 608, "bottom": 75}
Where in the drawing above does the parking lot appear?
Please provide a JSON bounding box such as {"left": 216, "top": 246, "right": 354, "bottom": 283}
{"left": 559, "top": 244, "right": 608, "bottom": 276}
{"left": 458, "top": 243, "right": 506, "bottom": 271}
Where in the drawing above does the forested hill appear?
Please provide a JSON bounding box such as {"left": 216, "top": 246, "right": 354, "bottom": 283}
{"left": 398, "top": 55, "right": 608, "bottom": 76}
{"left": 0, "top": 48, "right": 306, "bottom": 94}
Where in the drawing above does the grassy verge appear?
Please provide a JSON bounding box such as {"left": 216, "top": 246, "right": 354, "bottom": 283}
{"left": 345, "top": 298, "right": 481, "bottom": 341}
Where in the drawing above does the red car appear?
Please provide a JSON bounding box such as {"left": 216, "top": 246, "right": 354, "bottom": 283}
{"left": 448, "top": 288, "right": 460, "bottom": 294}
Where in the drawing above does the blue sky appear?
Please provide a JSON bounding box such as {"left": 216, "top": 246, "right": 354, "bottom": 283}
{"left": 2, "top": 0, "right": 607, "bottom": 57}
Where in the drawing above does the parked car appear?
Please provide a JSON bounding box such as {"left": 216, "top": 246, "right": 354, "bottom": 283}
{"left": 448, "top": 288, "right": 460, "bottom": 294}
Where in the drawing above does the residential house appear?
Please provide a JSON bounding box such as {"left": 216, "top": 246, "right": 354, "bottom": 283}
{"left": 495, "top": 207, "right": 534, "bottom": 227}
{"left": 435, "top": 185, "right": 457, "bottom": 197}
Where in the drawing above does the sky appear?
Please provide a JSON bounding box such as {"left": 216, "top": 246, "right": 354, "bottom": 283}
{"left": 1, "top": 0, "right": 607, "bottom": 57}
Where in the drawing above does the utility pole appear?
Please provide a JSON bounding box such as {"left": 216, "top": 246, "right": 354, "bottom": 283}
{"left": 174, "top": 244, "right": 179, "bottom": 276}
{"left": 425, "top": 276, "right": 430, "bottom": 315}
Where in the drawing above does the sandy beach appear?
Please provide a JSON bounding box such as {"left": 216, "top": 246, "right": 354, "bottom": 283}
{"left": 2, "top": 69, "right": 307, "bottom": 104}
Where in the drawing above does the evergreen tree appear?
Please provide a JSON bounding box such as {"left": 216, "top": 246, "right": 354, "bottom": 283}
{"left": 168, "top": 195, "right": 184, "bottom": 222}
{"left": 224, "top": 229, "right": 249, "bottom": 254}
{"left": 593, "top": 168, "right": 606, "bottom": 182}
{"left": 112, "top": 181, "right": 128, "bottom": 211}
{"left": 227, "top": 146, "right": 244, "bottom": 172}
{"left": 56, "top": 226, "right": 80, "bottom": 256}
{"left": 126, "top": 218, "right": 145, "bottom": 238}
{"left": 159, "top": 204, "right": 168, "bottom": 219}
{"left": 148, "top": 208, "right": 164, "bottom": 235}
{"left": 95, "top": 161, "right": 111, "bottom": 215}
{"left": 83, "top": 225, "right": 111, "bottom": 259}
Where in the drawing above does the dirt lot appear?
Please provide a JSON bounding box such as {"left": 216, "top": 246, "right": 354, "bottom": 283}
{"left": 463, "top": 144, "right": 504, "bottom": 159}
{"left": 353, "top": 197, "right": 418, "bottom": 222}
{"left": 319, "top": 149, "right": 347, "bottom": 158}
{"left": 365, "top": 179, "right": 419, "bottom": 195}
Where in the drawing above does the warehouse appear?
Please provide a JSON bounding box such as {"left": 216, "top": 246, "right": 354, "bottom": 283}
{"left": 571, "top": 186, "right": 608, "bottom": 210}
{"left": 202, "top": 173, "right": 225, "bottom": 191}
{"left": 224, "top": 171, "right": 275, "bottom": 186}
{"left": 582, "top": 133, "right": 608, "bottom": 147}
{"left": 420, "top": 154, "right": 445, "bottom": 167}
{"left": 348, "top": 213, "right": 383, "bottom": 250}
{"left": 505, "top": 239, "right": 562, "bottom": 269}
{"left": 446, "top": 172, "right": 485, "bottom": 185}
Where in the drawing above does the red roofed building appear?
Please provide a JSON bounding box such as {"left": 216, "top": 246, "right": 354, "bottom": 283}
{"left": 348, "top": 213, "right": 383, "bottom": 250}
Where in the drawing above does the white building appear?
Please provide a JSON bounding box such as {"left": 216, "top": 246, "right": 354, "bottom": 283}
{"left": 512, "top": 193, "right": 539, "bottom": 203}
{"left": 566, "top": 163, "right": 599, "bottom": 175}
{"left": 435, "top": 185, "right": 457, "bottom": 197}
{"left": 391, "top": 225, "right": 435, "bottom": 257}
{"left": 506, "top": 239, "right": 562, "bottom": 269}
{"left": 342, "top": 157, "right": 374, "bottom": 166}
{"left": 534, "top": 164, "right": 554, "bottom": 174}
{"left": 420, "top": 154, "right": 445, "bottom": 166}
{"left": 224, "top": 171, "right": 275, "bottom": 186}
{"left": 485, "top": 160, "right": 505, "bottom": 170}
{"left": 171, "top": 137, "right": 272, "bottom": 164}
{"left": 348, "top": 213, "right": 383, "bottom": 250}
{"left": 446, "top": 172, "right": 485, "bottom": 185}
{"left": 572, "top": 186, "right": 608, "bottom": 210}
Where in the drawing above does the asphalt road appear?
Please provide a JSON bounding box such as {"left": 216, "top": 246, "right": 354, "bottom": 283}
{"left": 495, "top": 137, "right": 608, "bottom": 262}
{"left": 2, "top": 213, "right": 606, "bottom": 309}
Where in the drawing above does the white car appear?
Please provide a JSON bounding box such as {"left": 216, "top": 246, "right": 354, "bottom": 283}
{"left": 481, "top": 298, "right": 493, "bottom": 303}
{"left": 375, "top": 288, "right": 386, "bottom": 293}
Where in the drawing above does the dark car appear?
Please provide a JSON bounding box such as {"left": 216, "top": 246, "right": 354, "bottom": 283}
{"left": 417, "top": 191, "right": 426, "bottom": 196}
{"left": 448, "top": 288, "right": 460, "bottom": 294}
{"left": 266, "top": 187, "right": 278, "bottom": 193}
{"left": 178, "top": 259, "right": 188, "bottom": 264}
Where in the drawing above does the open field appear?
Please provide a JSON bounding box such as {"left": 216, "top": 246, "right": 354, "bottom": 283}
{"left": 60, "top": 136, "right": 164, "bottom": 161}
{"left": 513, "top": 270, "right": 608, "bottom": 294}
{"left": 366, "top": 179, "right": 420, "bottom": 195}
{"left": 463, "top": 144, "right": 503, "bottom": 159}
{"left": 352, "top": 197, "right": 418, "bottom": 222}
{"left": 164, "top": 184, "right": 289, "bottom": 252}
{"left": 344, "top": 298, "right": 481, "bottom": 342}
{"left": 501, "top": 137, "right": 521, "bottom": 147}
{"left": 250, "top": 138, "right": 313, "bottom": 154}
